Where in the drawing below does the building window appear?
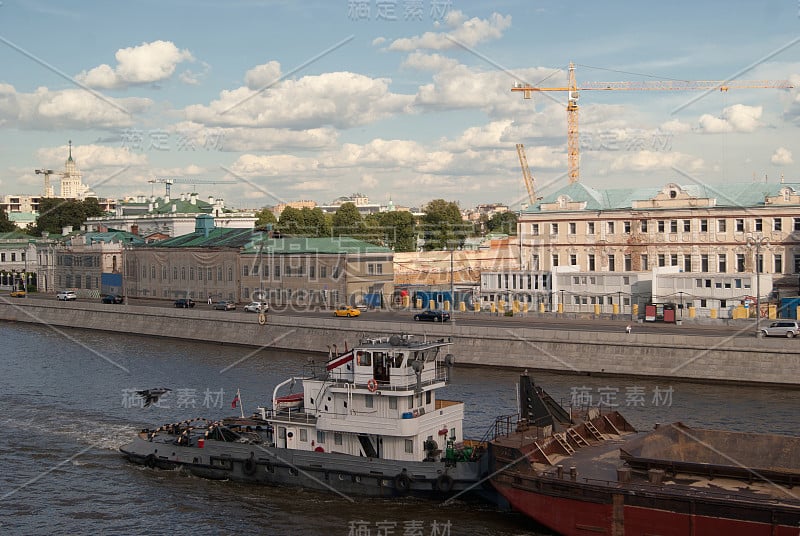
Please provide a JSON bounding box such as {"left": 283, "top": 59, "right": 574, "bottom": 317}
{"left": 736, "top": 219, "right": 744, "bottom": 232}
{"left": 550, "top": 223, "right": 559, "bottom": 235}
{"left": 755, "top": 218, "right": 762, "bottom": 232}
{"left": 701, "top": 254, "right": 709, "bottom": 272}
{"left": 774, "top": 218, "right": 782, "bottom": 231}
{"left": 197, "top": 267, "right": 203, "bottom": 281}
{"left": 683, "top": 220, "right": 691, "bottom": 232}
{"left": 641, "top": 254, "right": 648, "bottom": 270}
{"left": 207, "top": 268, "right": 212, "bottom": 280}
{"left": 623, "top": 221, "right": 631, "bottom": 233}
{"left": 243, "top": 265, "right": 249, "bottom": 277}
{"left": 658, "top": 220, "right": 665, "bottom": 232}
{"left": 684, "top": 255, "right": 692, "bottom": 272}
{"left": 608, "top": 254, "right": 615, "bottom": 271}
{"left": 217, "top": 267, "right": 223, "bottom": 280}
{"left": 757, "top": 254, "right": 764, "bottom": 273}
{"left": 670, "top": 220, "right": 677, "bottom": 233}
{"left": 794, "top": 255, "right": 800, "bottom": 273}
{"left": 551, "top": 254, "right": 559, "bottom": 267}
{"left": 736, "top": 254, "right": 745, "bottom": 272}
{"left": 162, "top": 267, "right": 167, "bottom": 280}
{"left": 794, "top": 218, "right": 800, "bottom": 232}
{"left": 190, "top": 267, "right": 194, "bottom": 280}
{"left": 587, "top": 222, "right": 595, "bottom": 235}
{"left": 670, "top": 254, "right": 678, "bottom": 266}
{"left": 228, "top": 267, "right": 233, "bottom": 281}
{"left": 150, "top": 266, "right": 156, "bottom": 279}
{"left": 624, "top": 255, "right": 631, "bottom": 271}
{"left": 568, "top": 222, "right": 576, "bottom": 235}
{"left": 531, "top": 223, "right": 539, "bottom": 235}
{"left": 173, "top": 267, "right": 178, "bottom": 280}
{"left": 570, "top": 254, "right": 577, "bottom": 266}
{"left": 658, "top": 254, "right": 665, "bottom": 267}
{"left": 85, "top": 275, "right": 92, "bottom": 289}
{"left": 607, "top": 221, "right": 615, "bottom": 234}
{"left": 181, "top": 267, "right": 186, "bottom": 280}
{"left": 319, "top": 265, "right": 325, "bottom": 278}
{"left": 640, "top": 220, "right": 648, "bottom": 232}
{"left": 718, "top": 219, "right": 727, "bottom": 232}
{"left": 700, "top": 219, "right": 708, "bottom": 232}
{"left": 719, "top": 254, "right": 727, "bottom": 273}
{"left": 531, "top": 254, "right": 539, "bottom": 271}
{"left": 588, "top": 254, "right": 595, "bottom": 271}
{"left": 309, "top": 264, "right": 315, "bottom": 279}
{"left": 774, "top": 254, "right": 782, "bottom": 273}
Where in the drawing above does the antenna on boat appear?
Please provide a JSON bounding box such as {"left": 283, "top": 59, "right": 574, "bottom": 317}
{"left": 411, "top": 359, "right": 423, "bottom": 393}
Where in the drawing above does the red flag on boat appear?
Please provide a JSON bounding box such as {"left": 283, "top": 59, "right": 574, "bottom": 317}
{"left": 326, "top": 349, "right": 354, "bottom": 371}
{"left": 231, "top": 392, "right": 240, "bottom": 409}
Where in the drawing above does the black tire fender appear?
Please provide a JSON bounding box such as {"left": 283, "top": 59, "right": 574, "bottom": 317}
{"left": 394, "top": 472, "right": 411, "bottom": 495}
{"left": 144, "top": 454, "right": 157, "bottom": 468}
{"left": 435, "top": 474, "right": 454, "bottom": 493}
{"left": 242, "top": 457, "right": 257, "bottom": 476}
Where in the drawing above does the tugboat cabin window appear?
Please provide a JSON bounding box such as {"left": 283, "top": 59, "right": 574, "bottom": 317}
{"left": 334, "top": 433, "right": 343, "bottom": 445}
{"left": 426, "top": 391, "right": 432, "bottom": 404}
{"left": 404, "top": 439, "right": 414, "bottom": 454}
{"left": 299, "top": 429, "right": 308, "bottom": 442}
{"left": 392, "top": 352, "right": 405, "bottom": 368}
{"left": 317, "top": 431, "right": 326, "bottom": 444}
{"left": 357, "top": 351, "right": 371, "bottom": 366}
{"left": 365, "top": 395, "right": 374, "bottom": 408}
{"left": 389, "top": 397, "right": 397, "bottom": 410}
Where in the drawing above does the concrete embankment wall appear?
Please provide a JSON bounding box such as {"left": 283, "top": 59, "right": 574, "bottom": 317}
{"left": 2, "top": 301, "right": 799, "bottom": 387}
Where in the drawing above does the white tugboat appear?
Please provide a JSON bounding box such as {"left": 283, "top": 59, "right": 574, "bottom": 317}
{"left": 120, "top": 335, "right": 492, "bottom": 498}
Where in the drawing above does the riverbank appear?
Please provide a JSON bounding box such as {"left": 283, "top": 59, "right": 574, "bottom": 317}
{"left": 2, "top": 300, "right": 799, "bottom": 386}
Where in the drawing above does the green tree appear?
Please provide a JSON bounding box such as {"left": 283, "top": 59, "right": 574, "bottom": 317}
{"left": 0, "top": 208, "right": 16, "bottom": 233}
{"left": 254, "top": 207, "right": 278, "bottom": 228}
{"left": 332, "top": 202, "right": 364, "bottom": 237}
{"left": 486, "top": 211, "right": 518, "bottom": 235}
{"left": 300, "top": 207, "right": 330, "bottom": 237}
{"left": 276, "top": 206, "right": 304, "bottom": 236}
{"left": 421, "top": 199, "right": 466, "bottom": 250}
{"left": 32, "top": 197, "right": 106, "bottom": 236}
{"left": 365, "top": 211, "right": 416, "bottom": 252}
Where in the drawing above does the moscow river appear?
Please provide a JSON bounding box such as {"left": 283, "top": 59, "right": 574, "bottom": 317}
{"left": 1, "top": 322, "right": 798, "bottom": 535}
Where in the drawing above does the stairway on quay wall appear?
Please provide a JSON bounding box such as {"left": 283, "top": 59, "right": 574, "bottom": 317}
{"left": 1, "top": 301, "right": 798, "bottom": 387}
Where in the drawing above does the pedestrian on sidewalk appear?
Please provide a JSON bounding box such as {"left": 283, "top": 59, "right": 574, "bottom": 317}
{"left": 625, "top": 324, "right": 632, "bottom": 334}
{"left": 207, "top": 295, "right": 212, "bottom": 305}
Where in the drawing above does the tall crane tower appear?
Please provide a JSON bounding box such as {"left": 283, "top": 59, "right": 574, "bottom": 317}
{"left": 515, "top": 143, "right": 537, "bottom": 206}
{"left": 148, "top": 177, "right": 237, "bottom": 197}
{"left": 512, "top": 62, "right": 793, "bottom": 183}
{"left": 35, "top": 168, "right": 55, "bottom": 197}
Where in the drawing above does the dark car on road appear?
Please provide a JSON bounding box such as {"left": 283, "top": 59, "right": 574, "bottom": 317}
{"left": 413, "top": 310, "right": 451, "bottom": 322}
{"left": 213, "top": 300, "right": 236, "bottom": 311}
{"left": 174, "top": 298, "right": 196, "bottom": 308}
{"left": 102, "top": 294, "right": 124, "bottom": 304}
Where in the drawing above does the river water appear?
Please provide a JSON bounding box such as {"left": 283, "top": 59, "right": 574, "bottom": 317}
{"left": 1, "top": 322, "right": 798, "bottom": 535}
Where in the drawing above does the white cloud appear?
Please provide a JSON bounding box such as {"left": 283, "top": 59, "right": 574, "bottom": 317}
{"left": 360, "top": 174, "right": 379, "bottom": 188}
{"left": 169, "top": 121, "right": 339, "bottom": 152}
{"left": 185, "top": 71, "right": 413, "bottom": 129}
{"left": 36, "top": 143, "right": 148, "bottom": 169}
{"left": 0, "top": 84, "right": 150, "bottom": 129}
{"left": 386, "top": 11, "right": 511, "bottom": 51}
{"left": 244, "top": 61, "right": 282, "bottom": 90}
{"left": 659, "top": 119, "right": 692, "bottom": 133}
{"left": 76, "top": 40, "right": 194, "bottom": 89}
{"left": 698, "top": 104, "right": 762, "bottom": 133}
{"left": 371, "top": 37, "right": 386, "bottom": 47}
{"left": 608, "top": 150, "right": 704, "bottom": 172}
{"left": 771, "top": 146, "right": 793, "bottom": 165}
{"left": 401, "top": 52, "right": 460, "bottom": 72}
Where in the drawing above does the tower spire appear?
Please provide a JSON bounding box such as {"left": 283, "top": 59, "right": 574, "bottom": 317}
{"left": 68, "top": 139, "right": 73, "bottom": 161}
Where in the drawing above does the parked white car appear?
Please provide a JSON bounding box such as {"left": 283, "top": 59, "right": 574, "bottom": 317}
{"left": 243, "top": 301, "right": 268, "bottom": 313}
{"left": 758, "top": 320, "right": 800, "bottom": 338}
{"left": 56, "top": 291, "right": 77, "bottom": 301}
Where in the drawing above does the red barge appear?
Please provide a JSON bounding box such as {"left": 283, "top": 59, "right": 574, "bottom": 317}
{"left": 489, "top": 374, "right": 800, "bottom": 535}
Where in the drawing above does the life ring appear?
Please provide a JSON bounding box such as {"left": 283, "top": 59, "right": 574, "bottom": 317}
{"left": 367, "top": 379, "right": 378, "bottom": 393}
{"left": 258, "top": 312, "right": 267, "bottom": 325}
{"left": 242, "top": 457, "right": 257, "bottom": 476}
{"left": 435, "top": 474, "right": 454, "bottom": 494}
{"left": 144, "top": 454, "right": 157, "bottom": 468}
{"left": 394, "top": 472, "right": 411, "bottom": 495}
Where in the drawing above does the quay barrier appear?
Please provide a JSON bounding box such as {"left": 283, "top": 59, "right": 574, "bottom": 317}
{"left": 429, "top": 299, "right": 435, "bottom": 309}
{"left": 558, "top": 303, "right": 564, "bottom": 314}
{"left": 594, "top": 304, "right": 600, "bottom": 316}
{"left": 443, "top": 301, "right": 451, "bottom": 312}
{"left": 1, "top": 300, "right": 800, "bottom": 386}
{"left": 710, "top": 308, "right": 718, "bottom": 319}
{"left": 689, "top": 306, "right": 696, "bottom": 319}
{"left": 459, "top": 302, "right": 466, "bottom": 312}
{"left": 539, "top": 302, "right": 545, "bottom": 314}
{"left": 473, "top": 302, "right": 480, "bottom": 313}
{"left": 632, "top": 304, "right": 638, "bottom": 316}
{"left": 612, "top": 303, "right": 619, "bottom": 315}
{"left": 415, "top": 298, "right": 422, "bottom": 309}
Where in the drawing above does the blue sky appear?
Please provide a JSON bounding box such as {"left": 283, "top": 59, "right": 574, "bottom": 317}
{"left": 0, "top": 0, "right": 797, "bottom": 210}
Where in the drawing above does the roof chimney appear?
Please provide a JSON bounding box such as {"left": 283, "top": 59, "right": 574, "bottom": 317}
{"left": 195, "top": 214, "right": 215, "bottom": 238}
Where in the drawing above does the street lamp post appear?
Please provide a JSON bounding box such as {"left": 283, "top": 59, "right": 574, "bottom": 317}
{"left": 450, "top": 247, "right": 454, "bottom": 316}
{"left": 746, "top": 234, "right": 769, "bottom": 334}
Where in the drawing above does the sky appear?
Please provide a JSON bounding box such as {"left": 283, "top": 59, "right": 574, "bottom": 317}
{"left": 0, "top": 0, "right": 798, "bottom": 211}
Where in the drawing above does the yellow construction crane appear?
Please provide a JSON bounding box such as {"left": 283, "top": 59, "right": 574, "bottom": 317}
{"left": 512, "top": 62, "right": 793, "bottom": 183}
{"left": 515, "top": 143, "right": 537, "bottom": 206}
